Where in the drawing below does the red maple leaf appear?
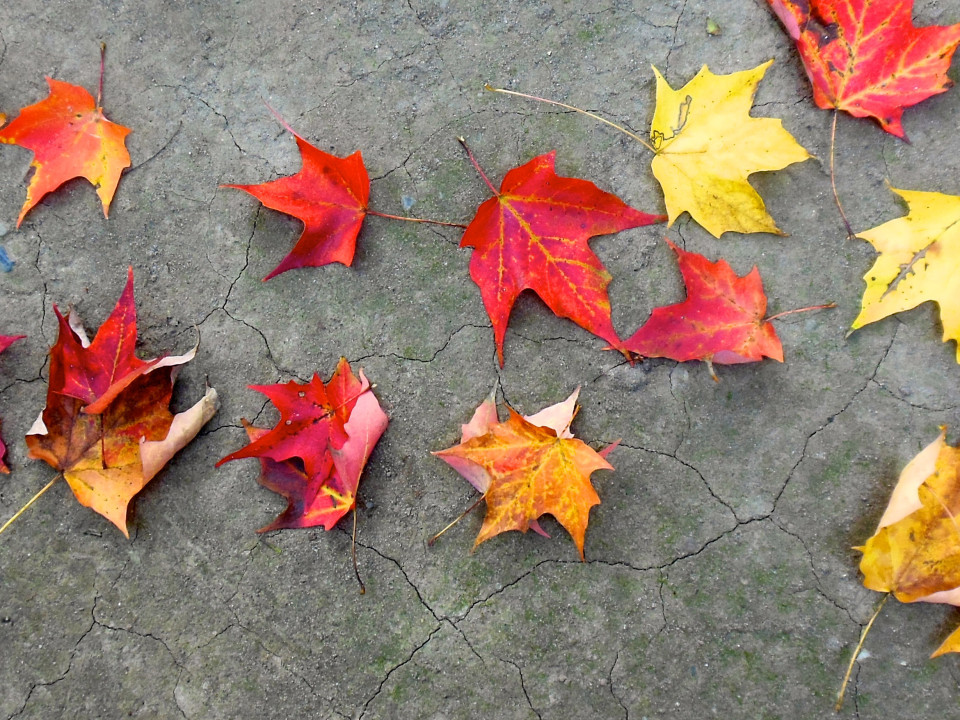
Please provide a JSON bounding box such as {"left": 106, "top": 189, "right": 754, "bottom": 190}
{"left": 217, "top": 358, "right": 387, "bottom": 532}
{"left": 460, "top": 149, "right": 663, "bottom": 365}
{"left": 622, "top": 240, "right": 783, "bottom": 373}
{"left": 224, "top": 125, "right": 369, "bottom": 280}
{"left": 0, "top": 334, "right": 25, "bottom": 473}
{"left": 0, "top": 75, "right": 131, "bottom": 225}
{"left": 768, "top": 0, "right": 960, "bottom": 138}
{"left": 25, "top": 271, "right": 217, "bottom": 535}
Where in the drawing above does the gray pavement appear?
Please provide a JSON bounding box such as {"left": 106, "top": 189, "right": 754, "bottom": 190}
{"left": 2, "top": 1, "right": 960, "bottom": 718}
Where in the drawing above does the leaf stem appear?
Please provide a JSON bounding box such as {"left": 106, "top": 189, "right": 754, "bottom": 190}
{"left": 97, "top": 42, "right": 106, "bottom": 107}
{"left": 428, "top": 494, "right": 486, "bottom": 546}
{"left": 367, "top": 210, "right": 467, "bottom": 229}
{"left": 484, "top": 84, "right": 657, "bottom": 153}
{"left": 829, "top": 110, "right": 856, "bottom": 239}
{"left": 766, "top": 302, "right": 836, "bottom": 322}
{"left": 457, "top": 137, "right": 500, "bottom": 196}
{"left": 0, "top": 475, "right": 62, "bottom": 537}
{"left": 352, "top": 504, "right": 365, "bottom": 595}
{"left": 835, "top": 593, "right": 889, "bottom": 712}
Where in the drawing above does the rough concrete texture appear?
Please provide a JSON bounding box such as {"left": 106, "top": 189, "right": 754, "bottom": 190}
{"left": 1, "top": 0, "right": 960, "bottom": 718}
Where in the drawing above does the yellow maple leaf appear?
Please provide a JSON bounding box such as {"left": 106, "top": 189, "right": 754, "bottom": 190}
{"left": 857, "top": 428, "right": 960, "bottom": 657}
{"left": 851, "top": 187, "right": 960, "bottom": 362}
{"left": 650, "top": 60, "right": 811, "bottom": 237}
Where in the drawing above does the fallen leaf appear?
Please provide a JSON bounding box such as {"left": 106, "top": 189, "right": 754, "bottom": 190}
{"left": 433, "top": 389, "right": 613, "bottom": 559}
{"left": 461, "top": 149, "right": 662, "bottom": 365}
{"left": 649, "top": 61, "right": 810, "bottom": 237}
{"left": 768, "top": 0, "right": 960, "bottom": 138}
{"left": 857, "top": 428, "right": 960, "bottom": 657}
{"left": 224, "top": 125, "right": 369, "bottom": 280}
{"left": 217, "top": 358, "right": 387, "bottom": 532}
{"left": 0, "top": 334, "right": 25, "bottom": 473}
{"left": 850, "top": 187, "right": 960, "bottom": 362}
{"left": 0, "top": 77, "right": 131, "bottom": 225}
{"left": 25, "top": 271, "right": 217, "bottom": 536}
{"left": 622, "top": 240, "right": 783, "bottom": 372}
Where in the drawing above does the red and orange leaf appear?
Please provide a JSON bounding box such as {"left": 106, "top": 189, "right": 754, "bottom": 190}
{"left": 239, "top": 377, "right": 388, "bottom": 532}
{"left": 0, "top": 77, "right": 131, "bottom": 225}
{"left": 0, "top": 334, "right": 24, "bottom": 473}
{"left": 434, "top": 391, "right": 613, "bottom": 559}
{"left": 623, "top": 240, "right": 783, "bottom": 368}
{"left": 768, "top": 0, "right": 960, "bottom": 138}
{"left": 460, "top": 151, "right": 663, "bottom": 366}
{"left": 224, "top": 127, "right": 369, "bottom": 280}
{"left": 25, "top": 272, "right": 217, "bottom": 535}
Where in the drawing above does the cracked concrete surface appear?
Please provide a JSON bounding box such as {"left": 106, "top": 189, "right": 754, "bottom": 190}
{"left": 2, "top": 0, "right": 960, "bottom": 717}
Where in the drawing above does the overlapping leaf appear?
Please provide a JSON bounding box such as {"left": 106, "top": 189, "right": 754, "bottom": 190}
{"left": 218, "top": 358, "right": 387, "bottom": 532}
{"left": 224, "top": 127, "right": 369, "bottom": 280}
{"left": 434, "top": 389, "right": 613, "bottom": 559}
{"left": 858, "top": 428, "right": 960, "bottom": 657}
{"left": 25, "top": 270, "right": 217, "bottom": 535}
{"left": 0, "top": 77, "right": 131, "bottom": 225}
{"left": 649, "top": 61, "right": 811, "bottom": 237}
{"left": 461, "top": 151, "right": 662, "bottom": 365}
{"left": 623, "top": 240, "right": 783, "bottom": 374}
{"left": 851, "top": 187, "right": 960, "bottom": 362}
{"left": 768, "top": 0, "right": 960, "bottom": 138}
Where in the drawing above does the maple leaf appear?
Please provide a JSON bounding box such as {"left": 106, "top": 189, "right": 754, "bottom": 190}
{"left": 0, "top": 76, "right": 131, "bottom": 226}
{"left": 768, "top": 0, "right": 960, "bottom": 139}
{"left": 433, "top": 389, "right": 613, "bottom": 559}
{"left": 649, "top": 61, "right": 811, "bottom": 237}
{"left": 622, "top": 240, "right": 783, "bottom": 375}
{"left": 217, "top": 358, "right": 387, "bottom": 532}
{"left": 857, "top": 428, "right": 960, "bottom": 657}
{"left": 224, "top": 125, "right": 369, "bottom": 280}
{"left": 0, "top": 334, "right": 25, "bottom": 473}
{"left": 850, "top": 187, "right": 960, "bottom": 362}
{"left": 460, "top": 148, "right": 662, "bottom": 366}
{"left": 24, "top": 271, "right": 217, "bottom": 536}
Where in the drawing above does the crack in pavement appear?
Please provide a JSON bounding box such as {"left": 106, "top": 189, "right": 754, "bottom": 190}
{"left": 357, "top": 625, "right": 444, "bottom": 719}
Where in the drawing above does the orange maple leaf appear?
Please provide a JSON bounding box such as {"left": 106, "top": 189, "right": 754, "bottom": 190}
{"left": 24, "top": 271, "right": 216, "bottom": 536}
{"left": 0, "top": 72, "right": 131, "bottom": 225}
{"left": 434, "top": 389, "right": 613, "bottom": 559}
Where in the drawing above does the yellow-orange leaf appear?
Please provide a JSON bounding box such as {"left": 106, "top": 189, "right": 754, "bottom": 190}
{"left": 857, "top": 428, "right": 960, "bottom": 657}
{"left": 434, "top": 395, "right": 612, "bottom": 560}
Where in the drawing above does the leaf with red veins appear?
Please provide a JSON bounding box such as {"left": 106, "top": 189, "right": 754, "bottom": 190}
{"left": 51, "top": 267, "right": 167, "bottom": 414}
{"left": 224, "top": 130, "right": 370, "bottom": 280}
{"left": 623, "top": 240, "right": 783, "bottom": 366}
{"left": 768, "top": 0, "right": 960, "bottom": 138}
{"left": 461, "top": 151, "right": 663, "bottom": 365}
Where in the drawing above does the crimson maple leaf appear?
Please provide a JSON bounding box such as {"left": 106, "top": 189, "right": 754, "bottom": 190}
{"left": 622, "top": 240, "right": 783, "bottom": 375}
{"left": 460, "top": 149, "right": 663, "bottom": 366}
{"left": 224, "top": 126, "right": 369, "bottom": 280}
{"left": 768, "top": 0, "right": 960, "bottom": 138}
{"left": 0, "top": 334, "right": 25, "bottom": 473}
{"left": 217, "top": 358, "right": 387, "bottom": 532}
{"left": 0, "top": 76, "right": 131, "bottom": 225}
{"left": 25, "top": 271, "right": 217, "bottom": 535}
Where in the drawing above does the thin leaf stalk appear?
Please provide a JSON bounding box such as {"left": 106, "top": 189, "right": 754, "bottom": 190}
{"left": 484, "top": 85, "right": 657, "bottom": 153}
{"left": 0, "top": 475, "right": 62, "bottom": 537}
{"left": 829, "top": 110, "right": 856, "bottom": 239}
{"left": 367, "top": 210, "right": 467, "bottom": 229}
{"left": 835, "top": 593, "right": 890, "bottom": 711}
{"left": 428, "top": 494, "right": 486, "bottom": 546}
{"left": 457, "top": 137, "right": 500, "bottom": 196}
